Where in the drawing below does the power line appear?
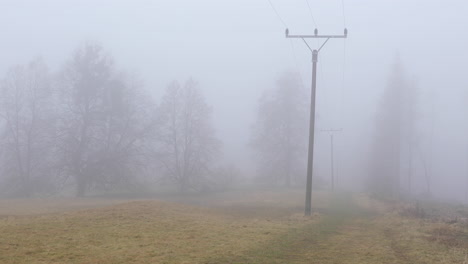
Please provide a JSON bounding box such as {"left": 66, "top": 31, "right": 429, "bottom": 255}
{"left": 289, "top": 40, "right": 307, "bottom": 90}
{"left": 267, "top": 0, "right": 308, "bottom": 92}
{"left": 337, "top": 34, "right": 347, "bottom": 128}
{"left": 319, "top": 52, "right": 326, "bottom": 109}
{"left": 305, "top": 0, "right": 318, "bottom": 28}
{"left": 341, "top": 0, "right": 346, "bottom": 28}
{"left": 338, "top": 0, "right": 347, "bottom": 128}
{"left": 267, "top": 0, "right": 288, "bottom": 28}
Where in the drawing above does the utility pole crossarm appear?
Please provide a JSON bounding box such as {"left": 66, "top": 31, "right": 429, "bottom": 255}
{"left": 321, "top": 129, "right": 343, "bottom": 133}
{"left": 286, "top": 34, "right": 347, "bottom": 39}
{"left": 285, "top": 28, "right": 348, "bottom": 39}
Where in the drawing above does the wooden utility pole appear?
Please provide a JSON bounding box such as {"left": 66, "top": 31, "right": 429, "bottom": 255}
{"left": 286, "top": 28, "right": 347, "bottom": 216}
{"left": 466, "top": 146, "right": 468, "bottom": 202}
{"left": 321, "top": 129, "right": 342, "bottom": 191}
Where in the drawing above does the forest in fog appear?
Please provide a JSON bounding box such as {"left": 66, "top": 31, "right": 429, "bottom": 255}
{"left": 0, "top": 43, "right": 467, "bottom": 204}
{"left": 0, "top": 1, "right": 467, "bottom": 203}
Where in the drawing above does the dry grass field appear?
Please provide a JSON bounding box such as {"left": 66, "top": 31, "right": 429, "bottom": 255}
{"left": 0, "top": 189, "right": 467, "bottom": 264}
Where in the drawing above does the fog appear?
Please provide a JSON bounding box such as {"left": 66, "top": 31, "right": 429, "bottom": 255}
{"left": 0, "top": 0, "right": 468, "bottom": 202}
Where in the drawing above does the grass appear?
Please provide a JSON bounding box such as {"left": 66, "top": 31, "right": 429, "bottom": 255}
{"left": 204, "top": 193, "right": 364, "bottom": 264}
{"left": 0, "top": 189, "right": 467, "bottom": 263}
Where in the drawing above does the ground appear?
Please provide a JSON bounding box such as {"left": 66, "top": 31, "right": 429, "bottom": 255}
{"left": 0, "top": 189, "right": 467, "bottom": 263}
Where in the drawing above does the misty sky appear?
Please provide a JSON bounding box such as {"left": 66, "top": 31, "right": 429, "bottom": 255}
{"left": 1, "top": 0, "right": 468, "bottom": 200}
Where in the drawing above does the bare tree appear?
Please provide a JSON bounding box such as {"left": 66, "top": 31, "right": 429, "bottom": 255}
{"left": 0, "top": 59, "right": 55, "bottom": 197}
{"left": 57, "top": 44, "right": 155, "bottom": 196}
{"left": 92, "top": 76, "right": 157, "bottom": 191}
{"left": 251, "top": 72, "right": 308, "bottom": 186}
{"left": 58, "top": 44, "right": 113, "bottom": 196}
{"left": 156, "top": 79, "right": 220, "bottom": 192}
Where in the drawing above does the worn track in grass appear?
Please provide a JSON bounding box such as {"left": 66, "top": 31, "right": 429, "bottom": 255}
{"left": 0, "top": 190, "right": 466, "bottom": 264}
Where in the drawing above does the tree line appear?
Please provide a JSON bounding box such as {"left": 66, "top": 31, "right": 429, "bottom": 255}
{"left": 7, "top": 42, "right": 406, "bottom": 198}
{"left": 0, "top": 44, "right": 221, "bottom": 197}
{"left": 2, "top": 43, "right": 444, "bottom": 200}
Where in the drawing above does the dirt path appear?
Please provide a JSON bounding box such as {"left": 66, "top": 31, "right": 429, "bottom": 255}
{"left": 205, "top": 193, "right": 467, "bottom": 264}
{"left": 203, "top": 193, "right": 366, "bottom": 264}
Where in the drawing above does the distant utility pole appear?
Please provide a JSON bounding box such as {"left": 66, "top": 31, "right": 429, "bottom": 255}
{"left": 286, "top": 28, "right": 347, "bottom": 216}
{"left": 466, "top": 145, "right": 468, "bottom": 203}
{"left": 321, "top": 129, "right": 342, "bottom": 192}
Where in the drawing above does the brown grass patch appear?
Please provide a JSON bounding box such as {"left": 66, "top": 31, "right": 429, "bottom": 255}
{"left": 429, "top": 223, "right": 468, "bottom": 248}
{"left": 1, "top": 192, "right": 467, "bottom": 264}
{"left": 0, "top": 192, "right": 319, "bottom": 264}
{"left": 0, "top": 198, "right": 133, "bottom": 216}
